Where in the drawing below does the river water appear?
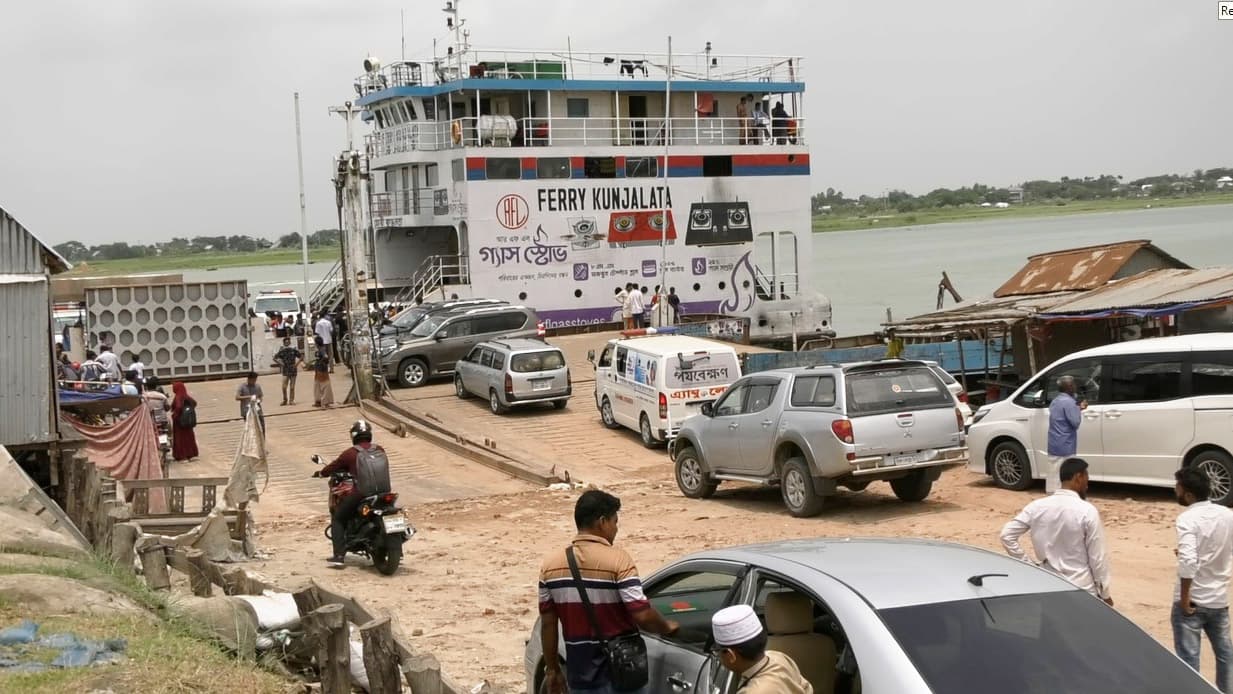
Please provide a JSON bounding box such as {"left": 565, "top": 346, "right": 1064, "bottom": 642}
{"left": 181, "top": 204, "right": 1233, "bottom": 335}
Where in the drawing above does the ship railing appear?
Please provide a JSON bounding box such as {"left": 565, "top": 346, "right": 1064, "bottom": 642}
{"left": 366, "top": 115, "right": 804, "bottom": 158}
{"left": 391, "top": 255, "right": 471, "bottom": 305}
{"left": 356, "top": 50, "right": 803, "bottom": 89}
{"left": 309, "top": 260, "right": 344, "bottom": 314}
{"left": 370, "top": 189, "right": 447, "bottom": 217}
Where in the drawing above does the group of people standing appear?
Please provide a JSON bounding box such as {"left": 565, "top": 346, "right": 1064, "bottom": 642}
{"left": 1001, "top": 374, "right": 1233, "bottom": 691}
{"left": 735, "top": 95, "right": 794, "bottom": 146}
{"left": 614, "top": 284, "right": 682, "bottom": 330}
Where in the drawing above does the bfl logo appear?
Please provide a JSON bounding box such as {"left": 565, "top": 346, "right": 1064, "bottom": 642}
{"left": 496, "top": 194, "right": 529, "bottom": 230}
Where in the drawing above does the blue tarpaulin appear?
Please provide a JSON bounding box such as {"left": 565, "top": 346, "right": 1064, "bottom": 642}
{"left": 1038, "top": 300, "right": 1232, "bottom": 322}
{"left": 0, "top": 620, "right": 127, "bottom": 672}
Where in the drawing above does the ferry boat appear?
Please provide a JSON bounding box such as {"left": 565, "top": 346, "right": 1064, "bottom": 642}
{"left": 350, "top": 6, "right": 832, "bottom": 344}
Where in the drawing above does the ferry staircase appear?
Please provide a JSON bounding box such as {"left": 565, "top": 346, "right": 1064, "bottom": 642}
{"left": 389, "top": 255, "right": 470, "bottom": 306}
{"left": 308, "top": 260, "right": 346, "bottom": 315}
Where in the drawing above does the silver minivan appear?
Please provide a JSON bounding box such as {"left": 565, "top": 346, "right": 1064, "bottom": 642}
{"left": 455, "top": 338, "right": 571, "bottom": 414}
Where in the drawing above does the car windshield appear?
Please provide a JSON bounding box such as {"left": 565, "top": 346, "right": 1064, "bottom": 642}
{"left": 254, "top": 297, "right": 299, "bottom": 313}
{"left": 511, "top": 350, "right": 565, "bottom": 373}
{"left": 845, "top": 366, "right": 953, "bottom": 415}
{"left": 880, "top": 591, "right": 1212, "bottom": 694}
{"left": 389, "top": 307, "right": 428, "bottom": 330}
{"left": 410, "top": 315, "right": 446, "bottom": 338}
{"left": 929, "top": 365, "right": 959, "bottom": 386}
{"left": 665, "top": 352, "right": 740, "bottom": 389}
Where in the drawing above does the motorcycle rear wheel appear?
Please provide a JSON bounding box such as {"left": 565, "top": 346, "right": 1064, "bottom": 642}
{"left": 371, "top": 542, "right": 402, "bottom": 576}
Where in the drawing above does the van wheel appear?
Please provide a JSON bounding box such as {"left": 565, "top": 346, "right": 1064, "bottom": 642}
{"left": 890, "top": 470, "right": 934, "bottom": 502}
{"left": 639, "top": 414, "right": 659, "bottom": 448}
{"left": 781, "top": 458, "right": 825, "bottom": 517}
{"left": 1192, "top": 450, "right": 1233, "bottom": 506}
{"left": 454, "top": 375, "right": 469, "bottom": 399}
{"left": 990, "top": 440, "right": 1033, "bottom": 491}
{"left": 675, "top": 446, "right": 717, "bottom": 499}
{"left": 397, "top": 358, "right": 428, "bottom": 388}
{"left": 600, "top": 398, "right": 619, "bottom": 429}
{"left": 552, "top": 399, "right": 568, "bottom": 410}
{"left": 489, "top": 390, "right": 508, "bottom": 415}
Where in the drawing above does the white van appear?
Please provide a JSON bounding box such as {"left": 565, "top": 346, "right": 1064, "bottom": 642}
{"left": 589, "top": 335, "right": 743, "bottom": 448}
{"left": 967, "top": 334, "right": 1233, "bottom": 504}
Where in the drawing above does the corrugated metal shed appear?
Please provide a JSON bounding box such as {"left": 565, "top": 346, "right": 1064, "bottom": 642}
{"left": 0, "top": 275, "right": 56, "bottom": 445}
{"left": 884, "top": 292, "right": 1079, "bottom": 335}
{"left": 993, "top": 240, "right": 1189, "bottom": 298}
{"left": 1040, "top": 268, "right": 1233, "bottom": 316}
{"left": 0, "top": 206, "right": 70, "bottom": 275}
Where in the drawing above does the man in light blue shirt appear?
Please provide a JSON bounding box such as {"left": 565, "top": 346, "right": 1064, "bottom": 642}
{"left": 1046, "top": 375, "right": 1085, "bottom": 492}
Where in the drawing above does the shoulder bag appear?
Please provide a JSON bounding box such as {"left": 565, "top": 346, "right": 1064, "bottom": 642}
{"left": 565, "top": 545, "right": 648, "bottom": 691}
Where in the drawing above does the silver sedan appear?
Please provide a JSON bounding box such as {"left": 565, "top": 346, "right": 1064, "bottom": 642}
{"left": 524, "top": 538, "right": 1215, "bottom": 693}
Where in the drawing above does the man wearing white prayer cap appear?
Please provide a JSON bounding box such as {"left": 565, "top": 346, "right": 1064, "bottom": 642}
{"left": 711, "top": 604, "right": 814, "bottom": 693}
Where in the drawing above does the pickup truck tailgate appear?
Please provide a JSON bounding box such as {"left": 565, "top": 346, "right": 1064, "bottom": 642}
{"left": 844, "top": 365, "right": 963, "bottom": 459}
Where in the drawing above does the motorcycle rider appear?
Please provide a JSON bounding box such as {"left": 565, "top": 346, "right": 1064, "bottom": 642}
{"left": 313, "top": 420, "right": 392, "bottom": 568}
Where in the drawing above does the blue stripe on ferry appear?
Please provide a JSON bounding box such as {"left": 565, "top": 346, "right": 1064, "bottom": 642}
{"left": 467, "top": 170, "right": 485, "bottom": 181}
{"left": 571, "top": 168, "right": 586, "bottom": 178}
{"left": 733, "top": 165, "right": 810, "bottom": 176}
{"left": 667, "top": 167, "right": 703, "bottom": 178}
{"left": 521, "top": 169, "right": 537, "bottom": 180}
{"left": 464, "top": 162, "right": 808, "bottom": 180}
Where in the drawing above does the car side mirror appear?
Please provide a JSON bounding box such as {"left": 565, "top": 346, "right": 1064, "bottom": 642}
{"left": 587, "top": 349, "right": 595, "bottom": 364}
{"left": 435, "top": 331, "right": 447, "bottom": 340}
{"left": 701, "top": 402, "right": 714, "bottom": 417}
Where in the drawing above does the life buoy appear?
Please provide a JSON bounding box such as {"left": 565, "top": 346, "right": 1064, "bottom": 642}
{"left": 451, "top": 121, "right": 463, "bottom": 145}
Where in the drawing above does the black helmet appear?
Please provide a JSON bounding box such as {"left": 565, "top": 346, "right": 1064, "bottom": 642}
{"left": 350, "top": 419, "right": 373, "bottom": 444}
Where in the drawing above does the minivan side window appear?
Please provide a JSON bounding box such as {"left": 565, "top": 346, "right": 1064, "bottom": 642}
{"left": 491, "top": 351, "right": 506, "bottom": 370}
{"left": 1192, "top": 353, "right": 1233, "bottom": 397}
{"left": 475, "top": 312, "right": 526, "bottom": 333}
{"left": 1015, "top": 357, "right": 1102, "bottom": 408}
{"left": 1107, "top": 358, "right": 1182, "bottom": 403}
{"left": 442, "top": 318, "right": 475, "bottom": 338}
{"left": 598, "top": 346, "right": 613, "bottom": 368}
{"left": 746, "top": 383, "right": 778, "bottom": 413}
{"left": 615, "top": 347, "right": 627, "bottom": 375}
{"left": 480, "top": 349, "right": 494, "bottom": 368}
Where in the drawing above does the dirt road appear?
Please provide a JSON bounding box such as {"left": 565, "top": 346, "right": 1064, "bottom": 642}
{"left": 245, "top": 465, "right": 1208, "bottom": 691}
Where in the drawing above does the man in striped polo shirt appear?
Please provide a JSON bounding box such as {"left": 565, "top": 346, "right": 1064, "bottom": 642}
{"left": 539, "top": 490, "right": 681, "bottom": 693}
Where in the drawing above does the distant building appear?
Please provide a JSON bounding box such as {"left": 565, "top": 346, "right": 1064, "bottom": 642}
{"left": 1217, "top": 176, "right": 1233, "bottom": 189}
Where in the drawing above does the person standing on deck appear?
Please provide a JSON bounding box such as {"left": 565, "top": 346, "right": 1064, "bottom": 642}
{"left": 736, "top": 95, "right": 750, "bottom": 145}
{"left": 96, "top": 344, "right": 122, "bottom": 381}
{"left": 626, "top": 283, "right": 646, "bottom": 329}
{"left": 236, "top": 371, "right": 265, "bottom": 434}
{"left": 313, "top": 335, "right": 336, "bottom": 408}
{"left": 170, "top": 381, "right": 199, "bottom": 462}
{"left": 616, "top": 286, "right": 632, "bottom": 330}
{"left": 314, "top": 313, "right": 334, "bottom": 373}
{"left": 1047, "top": 375, "right": 1086, "bottom": 492}
{"left": 271, "top": 336, "right": 305, "bottom": 406}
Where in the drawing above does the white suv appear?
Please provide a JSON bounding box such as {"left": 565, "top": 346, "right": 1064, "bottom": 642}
{"left": 967, "top": 334, "right": 1233, "bottom": 504}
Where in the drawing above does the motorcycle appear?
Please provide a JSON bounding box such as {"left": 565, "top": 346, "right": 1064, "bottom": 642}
{"left": 311, "top": 454, "right": 413, "bottom": 575}
{"left": 156, "top": 420, "right": 172, "bottom": 475}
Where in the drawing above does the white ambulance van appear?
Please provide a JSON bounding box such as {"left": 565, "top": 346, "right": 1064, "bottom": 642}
{"left": 589, "top": 333, "right": 743, "bottom": 448}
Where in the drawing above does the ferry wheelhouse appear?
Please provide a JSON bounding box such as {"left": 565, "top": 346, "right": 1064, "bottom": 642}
{"left": 354, "top": 31, "right": 831, "bottom": 344}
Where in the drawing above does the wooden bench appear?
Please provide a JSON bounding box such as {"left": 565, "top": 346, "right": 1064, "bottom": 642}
{"left": 125, "top": 477, "right": 247, "bottom": 540}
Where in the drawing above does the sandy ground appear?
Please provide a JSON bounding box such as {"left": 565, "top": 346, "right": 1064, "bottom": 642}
{"left": 243, "top": 465, "right": 1215, "bottom": 691}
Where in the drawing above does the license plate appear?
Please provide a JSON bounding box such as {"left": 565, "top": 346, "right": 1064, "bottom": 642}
{"left": 894, "top": 454, "right": 921, "bottom": 466}
{"left": 532, "top": 379, "right": 551, "bottom": 391}
{"left": 382, "top": 515, "right": 408, "bottom": 533}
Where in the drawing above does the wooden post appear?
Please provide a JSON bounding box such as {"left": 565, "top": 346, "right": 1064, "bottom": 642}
{"left": 360, "top": 617, "right": 402, "bottom": 693}
{"left": 293, "top": 581, "right": 324, "bottom": 616}
{"left": 110, "top": 522, "right": 141, "bottom": 569}
{"left": 404, "top": 653, "right": 443, "bottom": 694}
{"left": 304, "top": 604, "right": 350, "bottom": 694}
{"left": 138, "top": 543, "right": 170, "bottom": 591}
{"left": 185, "top": 549, "right": 214, "bottom": 597}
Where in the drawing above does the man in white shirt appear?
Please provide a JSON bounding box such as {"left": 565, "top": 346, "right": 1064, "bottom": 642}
{"left": 314, "top": 314, "right": 334, "bottom": 373}
{"left": 626, "top": 283, "right": 646, "bottom": 328}
{"left": 96, "top": 344, "right": 122, "bottom": 381}
{"left": 1172, "top": 466, "right": 1233, "bottom": 692}
{"left": 1000, "top": 457, "right": 1113, "bottom": 604}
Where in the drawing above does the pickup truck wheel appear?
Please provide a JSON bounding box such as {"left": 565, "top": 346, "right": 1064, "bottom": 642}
{"left": 600, "top": 398, "right": 620, "bottom": 429}
{"left": 675, "top": 446, "right": 717, "bottom": 499}
{"left": 990, "top": 440, "right": 1034, "bottom": 491}
{"left": 781, "top": 458, "right": 825, "bottom": 517}
{"left": 1192, "top": 450, "right": 1233, "bottom": 506}
{"left": 454, "top": 374, "right": 469, "bottom": 399}
{"left": 639, "top": 414, "right": 660, "bottom": 449}
{"left": 890, "top": 470, "right": 933, "bottom": 502}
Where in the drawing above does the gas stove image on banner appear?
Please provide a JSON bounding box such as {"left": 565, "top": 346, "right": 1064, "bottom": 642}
{"left": 686, "top": 200, "right": 753, "bottom": 246}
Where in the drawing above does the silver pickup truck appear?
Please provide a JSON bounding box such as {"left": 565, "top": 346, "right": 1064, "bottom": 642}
{"left": 668, "top": 361, "right": 969, "bottom": 517}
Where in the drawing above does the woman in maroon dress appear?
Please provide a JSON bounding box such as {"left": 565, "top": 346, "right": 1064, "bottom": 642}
{"left": 170, "top": 381, "right": 199, "bottom": 462}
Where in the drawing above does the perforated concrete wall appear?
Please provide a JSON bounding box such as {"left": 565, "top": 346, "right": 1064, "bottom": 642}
{"left": 86, "top": 281, "right": 251, "bottom": 380}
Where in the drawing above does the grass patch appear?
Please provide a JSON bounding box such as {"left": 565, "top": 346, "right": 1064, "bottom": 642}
{"left": 64, "top": 247, "right": 339, "bottom": 276}
{"left": 0, "top": 549, "right": 290, "bottom": 693}
{"left": 812, "top": 193, "right": 1233, "bottom": 233}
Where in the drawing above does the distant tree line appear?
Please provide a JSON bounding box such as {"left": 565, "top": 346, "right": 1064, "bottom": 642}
{"left": 813, "top": 167, "right": 1233, "bottom": 215}
{"left": 53, "top": 229, "right": 341, "bottom": 262}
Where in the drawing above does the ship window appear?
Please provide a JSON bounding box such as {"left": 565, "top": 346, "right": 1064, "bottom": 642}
{"left": 424, "top": 98, "right": 437, "bottom": 121}
{"left": 402, "top": 101, "right": 417, "bottom": 121}
{"left": 485, "top": 158, "right": 522, "bottom": 180}
{"left": 375, "top": 111, "right": 386, "bottom": 128}
{"left": 625, "top": 156, "right": 658, "bottom": 178}
{"left": 425, "top": 163, "right": 439, "bottom": 187}
{"left": 703, "top": 155, "right": 733, "bottom": 177}
{"left": 537, "top": 158, "right": 571, "bottom": 179}
{"left": 584, "top": 157, "right": 617, "bottom": 179}
{"left": 566, "top": 98, "right": 590, "bottom": 118}
{"left": 451, "top": 159, "right": 464, "bottom": 182}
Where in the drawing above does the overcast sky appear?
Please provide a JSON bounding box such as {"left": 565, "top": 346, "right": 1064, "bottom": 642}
{"left": 1, "top": 0, "right": 1228, "bottom": 245}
